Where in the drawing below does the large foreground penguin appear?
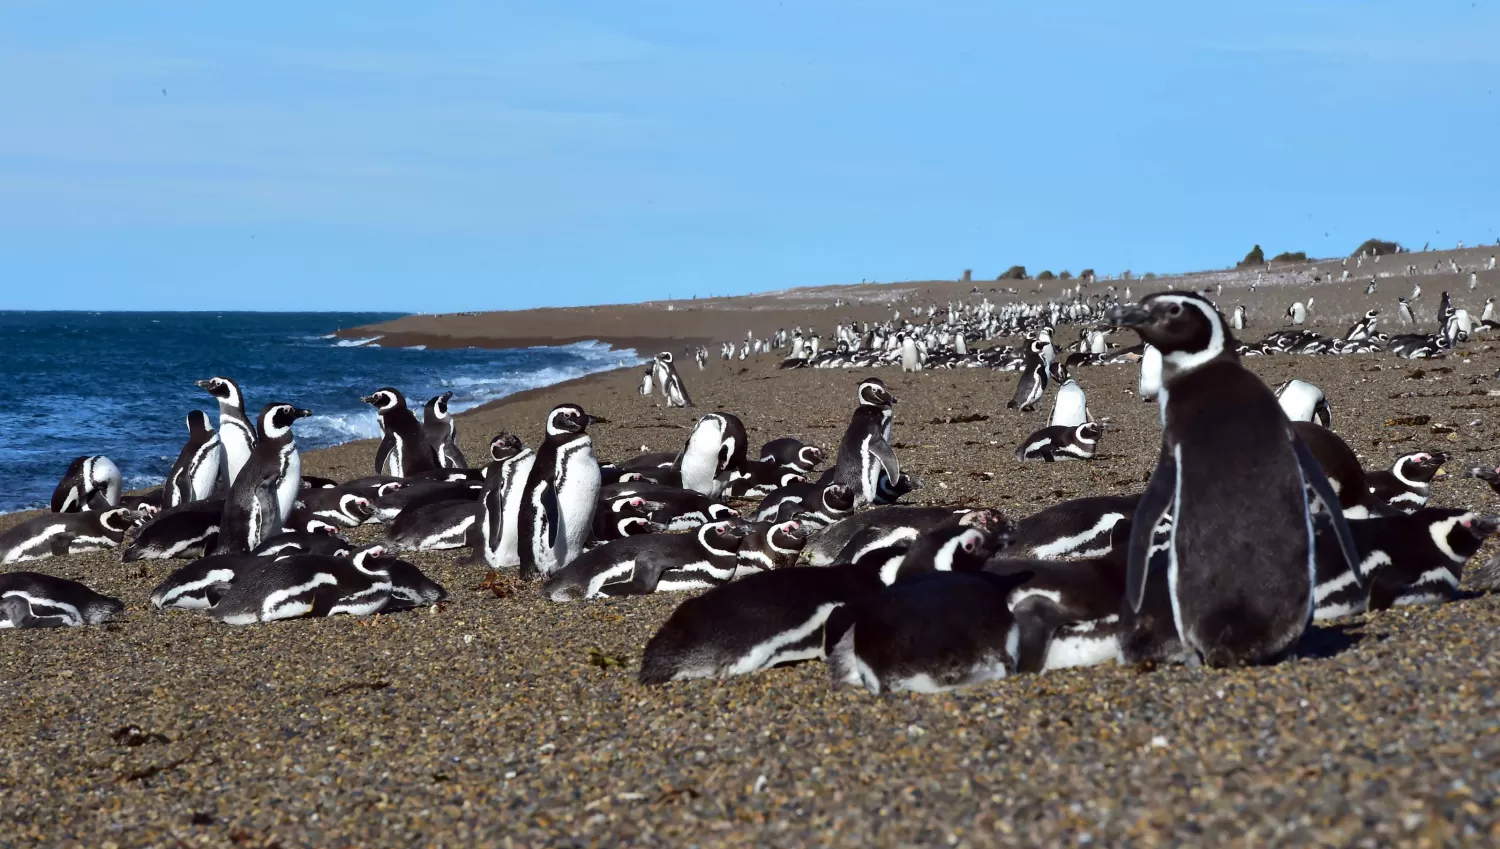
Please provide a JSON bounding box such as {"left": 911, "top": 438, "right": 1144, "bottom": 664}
{"left": 1105, "top": 292, "right": 1356, "bottom": 667}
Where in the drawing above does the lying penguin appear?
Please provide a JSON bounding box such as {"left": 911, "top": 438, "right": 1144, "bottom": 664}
{"left": 543, "top": 520, "right": 755, "bottom": 602}
{"left": 1, "top": 572, "right": 125, "bottom": 628}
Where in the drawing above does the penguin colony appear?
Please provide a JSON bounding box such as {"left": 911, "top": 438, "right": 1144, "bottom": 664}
{"left": 3, "top": 285, "right": 1497, "bottom": 706}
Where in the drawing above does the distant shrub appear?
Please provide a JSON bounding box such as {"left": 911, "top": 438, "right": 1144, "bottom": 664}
{"left": 1079, "top": 268, "right": 1095, "bottom": 281}
{"left": 1121, "top": 270, "right": 1133, "bottom": 280}
{"left": 1059, "top": 270, "right": 1073, "bottom": 280}
{"left": 1237, "top": 244, "right": 1265, "bottom": 267}
{"left": 962, "top": 269, "right": 972, "bottom": 282}
{"left": 1270, "top": 251, "right": 1308, "bottom": 263}
{"left": 998, "top": 265, "right": 1028, "bottom": 280}
{"left": 1142, "top": 272, "right": 1157, "bottom": 280}
{"left": 1353, "top": 239, "right": 1401, "bottom": 257}
{"left": 1037, "top": 270, "right": 1056, "bottom": 281}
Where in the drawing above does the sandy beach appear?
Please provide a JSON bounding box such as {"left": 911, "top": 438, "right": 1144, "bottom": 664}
{"left": 6, "top": 252, "right": 1500, "bottom": 845}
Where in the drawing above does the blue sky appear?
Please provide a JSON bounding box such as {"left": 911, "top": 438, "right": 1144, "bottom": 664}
{"left": 1, "top": 1, "right": 1496, "bottom": 311}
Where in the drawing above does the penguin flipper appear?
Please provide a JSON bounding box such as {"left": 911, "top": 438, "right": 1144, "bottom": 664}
{"left": 1292, "top": 434, "right": 1361, "bottom": 584}
{"left": 1127, "top": 445, "right": 1177, "bottom": 613}
{"left": 374, "top": 433, "right": 396, "bottom": 476}
{"left": 538, "top": 481, "right": 560, "bottom": 550}
{"left": 870, "top": 438, "right": 901, "bottom": 491}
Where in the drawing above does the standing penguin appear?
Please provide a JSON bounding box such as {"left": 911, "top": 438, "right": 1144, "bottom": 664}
{"left": 50, "top": 455, "right": 123, "bottom": 513}
{"left": 899, "top": 334, "right": 924, "bottom": 372}
{"left": 652, "top": 352, "right": 694, "bottom": 408}
{"left": 1137, "top": 343, "right": 1163, "bottom": 403}
{"left": 197, "top": 376, "right": 255, "bottom": 489}
{"left": 1007, "top": 339, "right": 1049, "bottom": 412}
{"left": 1275, "top": 379, "right": 1333, "bottom": 428}
{"left": 638, "top": 368, "right": 654, "bottom": 400}
{"left": 831, "top": 378, "right": 900, "bottom": 507}
{"left": 478, "top": 433, "right": 535, "bottom": 568}
{"left": 673, "top": 413, "right": 749, "bottom": 498}
{"left": 1286, "top": 302, "right": 1307, "bottom": 325}
{"left": 1049, "top": 378, "right": 1089, "bottom": 428}
{"left": 1231, "top": 305, "right": 1246, "bottom": 330}
{"left": 363, "top": 387, "right": 439, "bottom": 477}
{"left": 422, "top": 391, "right": 468, "bottom": 470}
{"left": 1104, "top": 292, "right": 1355, "bottom": 667}
{"left": 164, "top": 411, "right": 222, "bottom": 508}
{"left": 215, "top": 403, "right": 311, "bottom": 554}
{"left": 517, "top": 404, "right": 602, "bottom": 579}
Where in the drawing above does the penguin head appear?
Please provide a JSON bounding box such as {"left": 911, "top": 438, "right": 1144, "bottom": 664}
{"left": 82, "top": 592, "right": 126, "bottom": 625}
{"left": 857, "top": 378, "right": 896, "bottom": 408}
{"left": 708, "top": 503, "right": 740, "bottom": 520}
{"left": 260, "top": 403, "right": 312, "bottom": 440}
{"left": 820, "top": 484, "right": 856, "bottom": 515}
{"left": 196, "top": 376, "right": 242, "bottom": 406}
{"left": 770, "top": 519, "right": 817, "bottom": 549}
{"left": 340, "top": 494, "right": 375, "bottom": 522}
{"left": 427, "top": 391, "right": 453, "bottom": 420}
{"left": 798, "top": 445, "right": 826, "bottom": 469}
{"left": 545, "top": 404, "right": 591, "bottom": 436}
{"left": 618, "top": 516, "right": 664, "bottom": 537}
{"left": 1430, "top": 510, "right": 1500, "bottom": 559}
{"left": 488, "top": 433, "right": 524, "bottom": 462}
{"left": 657, "top": 351, "right": 674, "bottom": 364}
{"left": 99, "top": 506, "right": 144, "bottom": 534}
{"left": 1075, "top": 422, "right": 1105, "bottom": 444}
{"left": 698, "top": 518, "right": 756, "bottom": 555}
{"left": 1104, "top": 292, "right": 1233, "bottom": 376}
{"left": 350, "top": 544, "right": 390, "bottom": 574}
{"left": 361, "top": 388, "right": 404, "bottom": 411}
{"left": 186, "top": 410, "right": 214, "bottom": 434}
{"left": 1397, "top": 451, "right": 1447, "bottom": 483}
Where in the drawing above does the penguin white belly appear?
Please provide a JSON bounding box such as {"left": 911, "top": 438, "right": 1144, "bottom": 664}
{"left": 678, "top": 425, "right": 724, "bottom": 496}
{"left": 188, "top": 438, "right": 223, "bottom": 502}
{"left": 275, "top": 447, "right": 302, "bottom": 529}
{"left": 555, "top": 441, "right": 601, "bottom": 568}
{"left": 221, "top": 421, "right": 256, "bottom": 486}
{"left": 1138, "top": 345, "right": 1162, "bottom": 401}
{"left": 496, "top": 453, "right": 536, "bottom": 567}
{"left": 1050, "top": 384, "right": 1089, "bottom": 428}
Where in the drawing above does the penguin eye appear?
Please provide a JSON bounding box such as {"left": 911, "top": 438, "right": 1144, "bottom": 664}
{"left": 1168, "top": 303, "right": 1182, "bottom": 316}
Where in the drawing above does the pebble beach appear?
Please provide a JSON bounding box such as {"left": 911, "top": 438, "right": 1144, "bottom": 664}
{"left": 6, "top": 257, "right": 1500, "bottom": 846}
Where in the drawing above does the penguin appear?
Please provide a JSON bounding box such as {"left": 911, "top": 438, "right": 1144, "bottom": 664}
{"left": 638, "top": 368, "right": 654, "bottom": 400}
{"left": 0, "top": 506, "right": 142, "bottom": 564}
{"left": 518, "top": 404, "right": 602, "bottom": 579}
{"left": 1286, "top": 302, "right": 1307, "bottom": 325}
{"left": 421, "top": 391, "right": 468, "bottom": 470}
{"left": 0, "top": 573, "right": 125, "bottom": 628}
{"left": 253, "top": 529, "right": 353, "bottom": 559}
{"left": 722, "top": 459, "right": 805, "bottom": 498}
{"left": 1137, "top": 343, "right": 1162, "bottom": 403}
{"left": 672, "top": 413, "right": 748, "bottom": 498}
{"left": 1373, "top": 452, "right": 1448, "bottom": 512}
{"left": 209, "top": 544, "right": 397, "bottom": 624}
{"left": 1007, "top": 340, "right": 1048, "bottom": 412}
{"left": 899, "top": 334, "right": 923, "bottom": 372}
{"left": 1231, "top": 304, "right": 1247, "bottom": 330}
{"left": 362, "top": 388, "right": 439, "bottom": 477}
{"left": 215, "top": 403, "right": 311, "bottom": 555}
{"left": 982, "top": 543, "right": 1130, "bottom": 672}
{"left": 1104, "top": 291, "right": 1356, "bottom": 667}
{"left": 599, "top": 482, "right": 736, "bottom": 531}
{"left": 164, "top": 411, "right": 223, "bottom": 508}
{"left": 386, "top": 498, "right": 479, "bottom": 551}
{"left": 197, "top": 376, "right": 255, "bottom": 489}
{"left": 370, "top": 478, "right": 481, "bottom": 523}
{"left": 830, "top": 378, "right": 900, "bottom": 507}
{"left": 50, "top": 455, "right": 122, "bottom": 513}
{"left": 1398, "top": 297, "right": 1415, "bottom": 325}
{"left": 1006, "top": 495, "right": 1139, "bottom": 560}
{"left": 732, "top": 519, "right": 816, "bottom": 578}
{"left": 1315, "top": 508, "right": 1499, "bottom": 619}
{"left": 151, "top": 554, "right": 265, "bottom": 611}
{"left": 591, "top": 494, "right": 667, "bottom": 542}
{"left": 296, "top": 488, "right": 375, "bottom": 528}
{"left": 1015, "top": 422, "right": 1104, "bottom": 462}
{"left": 1289, "top": 422, "right": 1399, "bottom": 521}
{"left": 543, "top": 519, "right": 754, "bottom": 602}
{"left": 652, "top": 352, "right": 694, "bottom": 408}
{"left": 760, "top": 438, "right": 825, "bottom": 475}
{"left": 756, "top": 482, "right": 855, "bottom": 527}
{"left": 808, "top": 505, "right": 976, "bottom": 567}
{"left": 639, "top": 553, "right": 887, "bottom": 684}
{"left": 1366, "top": 280, "right": 1377, "bottom": 296}
{"left": 1274, "top": 379, "right": 1333, "bottom": 428}
{"left": 479, "top": 433, "right": 536, "bottom": 568}
{"left": 827, "top": 525, "right": 1022, "bottom": 694}
{"left": 122, "top": 499, "right": 225, "bottom": 561}
{"left": 1048, "top": 378, "right": 1089, "bottom": 428}
{"left": 1438, "top": 290, "right": 1455, "bottom": 325}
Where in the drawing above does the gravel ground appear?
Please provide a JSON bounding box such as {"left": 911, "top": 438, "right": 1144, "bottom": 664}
{"left": 7, "top": 271, "right": 1500, "bottom": 846}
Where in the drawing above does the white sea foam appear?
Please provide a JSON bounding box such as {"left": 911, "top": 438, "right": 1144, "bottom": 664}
{"left": 335, "top": 336, "right": 384, "bottom": 348}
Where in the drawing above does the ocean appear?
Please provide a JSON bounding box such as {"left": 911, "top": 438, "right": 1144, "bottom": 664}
{"left": 0, "top": 311, "right": 640, "bottom": 513}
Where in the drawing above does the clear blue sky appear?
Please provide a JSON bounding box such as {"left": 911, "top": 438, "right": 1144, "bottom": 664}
{"left": 2, "top": 1, "right": 1496, "bottom": 311}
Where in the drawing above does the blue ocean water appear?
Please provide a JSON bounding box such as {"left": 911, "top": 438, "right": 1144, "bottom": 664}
{"left": 0, "top": 312, "right": 640, "bottom": 513}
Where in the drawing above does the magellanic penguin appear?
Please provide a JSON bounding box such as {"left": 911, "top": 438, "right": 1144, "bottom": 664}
{"left": 1104, "top": 291, "right": 1357, "bottom": 668}
{"left": 209, "top": 544, "right": 396, "bottom": 625}
{"left": 543, "top": 519, "right": 754, "bottom": 602}
{"left": 1371, "top": 451, "right": 1446, "bottom": 512}
{"left": 760, "top": 438, "right": 825, "bottom": 476}
{"left": 197, "top": 376, "right": 255, "bottom": 488}
{"left": 1137, "top": 343, "right": 1163, "bottom": 403}
{"left": 165, "top": 411, "right": 223, "bottom": 508}
{"left": 122, "top": 499, "right": 225, "bottom": 561}
{"left": 809, "top": 505, "right": 975, "bottom": 567}
{"left": 1049, "top": 378, "right": 1090, "bottom": 428}
{"left": 1015, "top": 422, "right": 1104, "bottom": 462}
{"left": 1275, "top": 379, "right": 1332, "bottom": 428}
{"left": 830, "top": 378, "right": 900, "bottom": 507}
{"left": 0, "top": 572, "right": 125, "bottom": 628}
{"left": 638, "top": 368, "right": 654, "bottom": 400}
{"left": 673, "top": 413, "right": 748, "bottom": 498}
{"left": 363, "top": 387, "right": 439, "bottom": 477}
{"left": 479, "top": 433, "right": 536, "bottom": 568}
{"left": 652, "top": 352, "right": 694, "bottom": 408}
{"left": 0, "top": 506, "right": 143, "bottom": 564}
{"left": 214, "top": 403, "right": 311, "bottom": 555}
{"left": 827, "top": 522, "right": 1024, "bottom": 695}
{"left": 518, "top": 404, "right": 602, "bottom": 579}
{"left": 1007, "top": 340, "right": 1049, "bottom": 412}
{"left": 422, "top": 391, "right": 469, "bottom": 470}
{"left": 50, "top": 455, "right": 122, "bottom": 513}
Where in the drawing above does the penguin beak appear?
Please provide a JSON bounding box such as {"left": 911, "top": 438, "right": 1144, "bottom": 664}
{"left": 1474, "top": 515, "right": 1500, "bottom": 536}
{"left": 1104, "top": 304, "right": 1151, "bottom": 328}
{"left": 1465, "top": 466, "right": 1496, "bottom": 482}
{"left": 360, "top": 394, "right": 379, "bottom": 404}
{"left": 294, "top": 408, "right": 312, "bottom": 420}
{"left": 194, "top": 379, "right": 213, "bottom": 389}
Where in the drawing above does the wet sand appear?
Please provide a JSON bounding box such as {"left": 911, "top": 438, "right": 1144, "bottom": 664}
{"left": 6, "top": 250, "right": 1500, "bottom": 845}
